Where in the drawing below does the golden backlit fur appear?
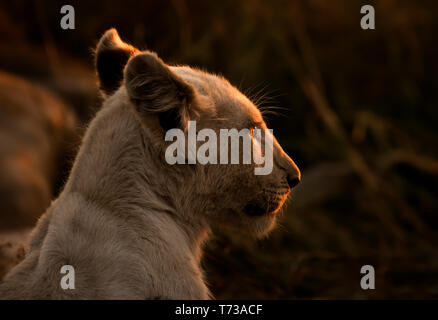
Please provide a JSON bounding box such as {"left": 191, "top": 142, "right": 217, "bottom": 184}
{"left": 0, "top": 29, "right": 300, "bottom": 299}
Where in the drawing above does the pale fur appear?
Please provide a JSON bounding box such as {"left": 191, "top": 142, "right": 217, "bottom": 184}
{"left": 0, "top": 29, "right": 300, "bottom": 299}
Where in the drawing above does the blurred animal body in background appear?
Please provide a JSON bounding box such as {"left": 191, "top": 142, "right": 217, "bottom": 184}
{"left": 0, "top": 71, "right": 77, "bottom": 279}
{"left": 0, "top": 71, "right": 77, "bottom": 230}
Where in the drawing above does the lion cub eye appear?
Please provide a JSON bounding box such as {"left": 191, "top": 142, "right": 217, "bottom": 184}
{"left": 249, "top": 120, "right": 263, "bottom": 138}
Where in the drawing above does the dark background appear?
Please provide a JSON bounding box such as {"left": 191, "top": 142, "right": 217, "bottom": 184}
{"left": 0, "top": 0, "right": 437, "bottom": 298}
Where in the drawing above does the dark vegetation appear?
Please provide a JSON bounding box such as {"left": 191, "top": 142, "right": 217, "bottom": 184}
{"left": 0, "top": 0, "right": 437, "bottom": 298}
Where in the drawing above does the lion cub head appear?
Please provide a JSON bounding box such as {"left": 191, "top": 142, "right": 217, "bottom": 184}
{"left": 95, "top": 29, "right": 300, "bottom": 237}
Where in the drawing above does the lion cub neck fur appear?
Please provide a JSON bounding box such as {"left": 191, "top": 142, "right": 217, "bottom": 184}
{"left": 0, "top": 88, "right": 211, "bottom": 299}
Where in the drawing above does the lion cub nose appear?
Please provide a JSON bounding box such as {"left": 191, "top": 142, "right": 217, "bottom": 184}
{"left": 283, "top": 157, "right": 301, "bottom": 189}
{"left": 287, "top": 175, "right": 300, "bottom": 188}
{"left": 273, "top": 137, "right": 301, "bottom": 188}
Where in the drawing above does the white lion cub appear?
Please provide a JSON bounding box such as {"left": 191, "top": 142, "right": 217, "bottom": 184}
{"left": 0, "top": 29, "right": 300, "bottom": 299}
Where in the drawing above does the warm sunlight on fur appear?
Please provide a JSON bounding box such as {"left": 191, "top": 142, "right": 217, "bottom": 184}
{"left": 0, "top": 28, "right": 300, "bottom": 300}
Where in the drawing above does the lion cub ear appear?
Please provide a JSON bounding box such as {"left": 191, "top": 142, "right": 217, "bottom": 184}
{"left": 95, "top": 28, "right": 138, "bottom": 96}
{"left": 124, "top": 52, "right": 195, "bottom": 131}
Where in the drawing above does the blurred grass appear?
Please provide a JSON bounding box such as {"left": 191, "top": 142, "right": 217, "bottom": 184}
{"left": 0, "top": 0, "right": 437, "bottom": 298}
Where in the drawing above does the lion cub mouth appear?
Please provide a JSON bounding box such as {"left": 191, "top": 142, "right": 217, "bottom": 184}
{"left": 244, "top": 188, "right": 290, "bottom": 216}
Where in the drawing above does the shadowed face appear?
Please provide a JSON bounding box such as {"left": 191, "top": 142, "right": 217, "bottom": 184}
{"left": 95, "top": 28, "right": 300, "bottom": 237}
{"left": 169, "top": 67, "right": 301, "bottom": 236}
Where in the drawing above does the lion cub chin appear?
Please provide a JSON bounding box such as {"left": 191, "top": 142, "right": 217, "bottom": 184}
{"left": 0, "top": 29, "right": 300, "bottom": 299}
